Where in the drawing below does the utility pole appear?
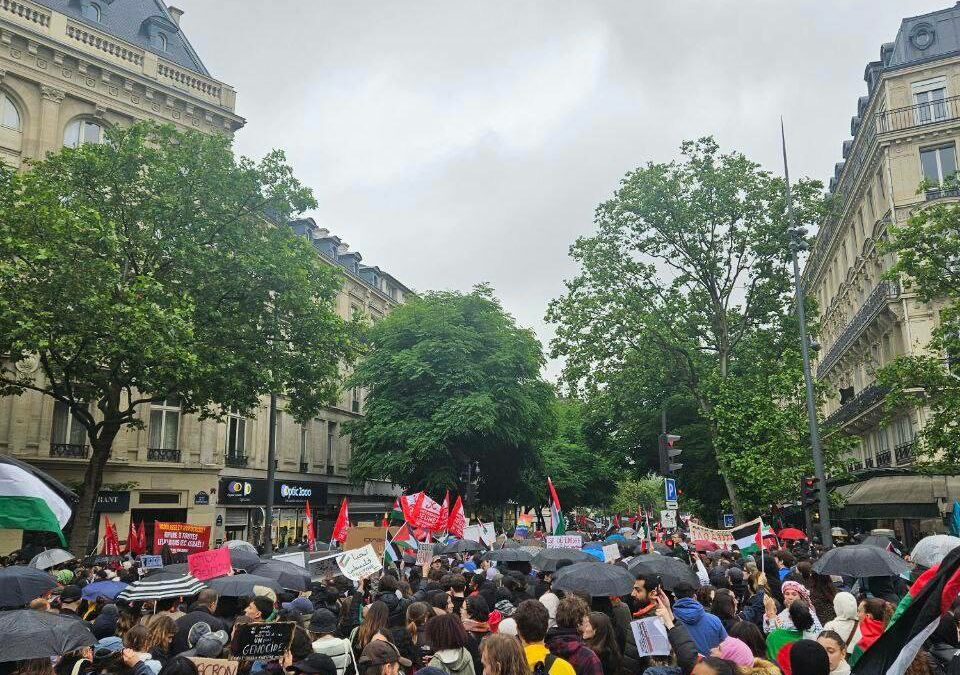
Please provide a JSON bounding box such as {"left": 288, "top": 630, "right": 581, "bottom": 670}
{"left": 264, "top": 392, "right": 277, "bottom": 555}
{"left": 781, "top": 120, "right": 833, "bottom": 548}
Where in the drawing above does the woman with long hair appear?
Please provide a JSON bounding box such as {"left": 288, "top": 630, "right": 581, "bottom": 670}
{"left": 797, "top": 562, "right": 837, "bottom": 623}
{"left": 353, "top": 601, "right": 390, "bottom": 656}
{"left": 711, "top": 589, "right": 740, "bottom": 633}
{"left": 145, "top": 615, "right": 177, "bottom": 665}
{"left": 11, "top": 659, "right": 56, "bottom": 675}
{"left": 582, "top": 611, "right": 621, "bottom": 675}
{"left": 849, "top": 598, "right": 893, "bottom": 667}
{"left": 124, "top": 626, "right": 162, "bottom": 675}
{"left": 739, "top": 572, "right": 774, "bottom": 627}
{"left": 406, "top": 601, "right": 433, "bottom": 668}
{"left": 426, "top": 613, "right": 475, "bottom": 675}
{"left": 481, "top": 634, "right": 528, "bottom": 675}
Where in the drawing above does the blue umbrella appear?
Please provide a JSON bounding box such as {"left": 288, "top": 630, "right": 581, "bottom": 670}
{"left": 583, "top": 548, "right": 606, "bottom": 561}
{"left": 81, "top": 580, "right": 128, "bottom": 601}
{"left": 605, "top": 534, "right": 626, "bottom": 543}
{"left": 582, "top": 542, "right": 603, "bottom": 550}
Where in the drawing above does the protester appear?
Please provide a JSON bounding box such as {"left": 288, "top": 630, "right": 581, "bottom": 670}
{"left": 581, "top": 611, "right": 621, "bottom": 675}
{"left": 123, "top": 626, "right": 163, "bottom": 675}
{"left": 513, "top": 600, "right": 575, "bottom": 675}
{"left": 145, "top": 614, "right": 177, "bottom": 665}
{"left": 461, "top": 596, "right": 493, "bottom": 675}
{"left": 775, "top": 639, "right": 830, "bottom": 675}
{"left": 353, "top": 601, "right": 391, "bottom": 658}
{"left": 672, "top": 583, "right": 727, "bottom": 655}
{"left": 480, "top": 634, "right": 528, "bottom": 675}
{"left": 821, "top": 592, "right": 860, "bottom": 655}
{"left": 727, "top": 622, "right": 767, "bottom": 660}
{"left": 244, "top": 596, "right": 275, "bottom": 623}
{"left": 766, "top": 600, "right": 815, "bottom": 662}
{"left": 425, "top": 613, "right": 475, "bottom": 675}
{"left": 709, "top": 590, "right": 739, "bottom": 634}
{"left": 310, "top": 608, "right": 355, "bottom": 675}
{"left": 689, "top": 657, "right": 737, "bottom": 675}
{"left": 357, "top": 639, "right": 412, "bottom": 675}
{"left": 544, "top": 596, "right": 602, "bottom": 675}
{"left": 762, "top": 581, "right": 822, "bottom": 635}
{"left": 849, "top": 598, "right": 893, "bottom": 667}
{"left": 796, "top": 562, "right": 836, "bottom": 623}
{"left": 816, "top": 630, "right": 851, "bottom": 675}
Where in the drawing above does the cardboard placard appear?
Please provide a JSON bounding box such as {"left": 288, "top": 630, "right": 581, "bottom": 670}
{"left": 337, "top": 544, "right": 381, "bottom": 581}
{"left": 140, "top": 555, "right": 164, "bottom": 569}
{"left": 188, "top": 547, "right": 233, "bottom": 581}
{"left": 478, "top": 522, "right": 497, "bottom": 547}
{"left": 188, "top": 658, "right": 238, "bottom": 675}
{"left": 462, "top": 524, "right": 481, "bottom": 543}
{"left": 272, "top": 551, "right": 307, "bottom": 569}
{"left": 231, "top": 621, "right": 295, "bottom": 661}
{"left": 343, "top": 526, "right": 392, "bottom": 556}
{"left": 631, "top": 617, "right": 671, "bottom": 657}
{"left": 546, "top": 535, "right": 583, "bottom": 549}
{"left": 307, "top": 553, "right": 344, "bottom": 581}
{"left": 602, "top": 543, "right": 621, "bottom": 562}
{"left": 416, "top": 543, "right": 434, "bottom": 566}
{"left": 154, "top": 521, "right": 211, "bottom": 555}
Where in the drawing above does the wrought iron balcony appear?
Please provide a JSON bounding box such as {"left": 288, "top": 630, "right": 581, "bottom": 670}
{"left": 849, "top": 460, "right": 864, "bottom": 471}
{"left": 817, "top": 281, "right": 900, "bottom": 379}
{"left": 876, "top": 449, "right": 892, "bottom": 467}
{"left": 50, "top": 443, "right": 88, "bottom": 458}
{"left": 225, "top": 453, "right": 248, "bottom": 468}
{"left": 876, "top": 95, "right": 960, "bottom": 135}
{"left": 299, "top": 461, "right": 308, "bottom": 473}
{"left": 147, "top": 448, "right": 181, "bottom": 462}
{"left": 824, "top": 383, "right": 888, "bottom": 430}
{"left": 894, "top": 441, "right": 916, "bottom": 465}
{"left": 865, "top": 457, "right": 875, "bottom": 468}
{"left": 925, "top": 187, "right": 960, "bottom": 201}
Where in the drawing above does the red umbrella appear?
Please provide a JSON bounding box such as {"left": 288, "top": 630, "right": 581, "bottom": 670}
{"left": 778, "top": 527, "right": 808, "bottom": 541}
{"left": 693, "top": 539, "right": 719, "bottom": 552}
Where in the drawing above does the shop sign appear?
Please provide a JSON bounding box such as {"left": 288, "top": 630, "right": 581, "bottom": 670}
{"left": 219, "top": 478, "right": 268, "bottom": 505}
{"left": 218, "top": 478, "right": 327, "bottom": 506}
{"left": 95, "top": 491, "right": 130, "bottom": 513}
{"left": 194, "top": 491, "right": 210, "bottom": 506}
{"left": 274, "top": 480, "right": 326, "bottom": 505}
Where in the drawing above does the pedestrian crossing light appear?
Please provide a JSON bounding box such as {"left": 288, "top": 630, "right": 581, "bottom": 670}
{"left": 658, "top": 433, "right": 683, "bottom": 475}
{"left": 801, "top": 476, "right": 820, "bottom": 508}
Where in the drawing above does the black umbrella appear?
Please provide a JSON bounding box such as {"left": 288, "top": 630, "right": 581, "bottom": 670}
{"left": 861, "top": 535, "right": 905, "bottom": 557}
{"left": 117, "top": 574, "right": 206, "bottom": 601}
{"left": 229, "top": 548, "right": 262, "bottom": 571}
{"left": 627, "top": 555, "right": 699, "bottom": 591}
{"left": 499, "top": 540, "right": 523, "bottom": 549}
{"left": 553, "top": 561, "right": 633, "bottom": 597}
{"left": 812, "top": 544, "right": 910, "bottom": 578}
{"left": 206, "top": 574, "right": 282, "bottom": 597}
{"left": 0, "top": 609, "right": 96, "bottom": 662}
{"left": 144, "top": 563, "right": 189, "bottom": 580}
{"left": 482, "top": 549, "right": 534, "bottom": 563}
{"left": 250, "top": 560, "right": 311, "bottom": 591}
{"left": 532, "top": 548, "right": 596, "bottom": 572}
{"left": 0, "top": 566, "right": 57, "bottom": 608}
{"left": 441, "top": 540, "right": 484, "bottom": 554}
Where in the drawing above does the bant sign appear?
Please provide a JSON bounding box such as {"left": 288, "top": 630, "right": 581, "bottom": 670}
{"left": 188, "top": 547, "right": 233, "bottom": 581}
{"left": 546, "top": 535, "right": 582, "bottom": 549}
{"left": 188, "top": 658, "right": 238, "bottom": 675}
{"left": 139, "top": 555, "right": 163, "bottom": 569}
{"left": 602, "top": 543, "right": 621, "bottom": 563}
{"left": 231, "top": 622, "right": 295, "bottom": 661}
{"left": 416, "top": 543, "right": 434, "bottom": 567}
{"left": 337, "top": 544, "right": 381, "bottom": 581}
{"left": 154, "top": 521, "right": 211, "bottom": 555}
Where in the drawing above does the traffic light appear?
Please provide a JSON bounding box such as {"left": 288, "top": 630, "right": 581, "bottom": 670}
{"left": 801, "top": 477, "right": 820, "bottom": 508}
{"left": 658, "top": 434, "right": 683, "bottom": 475}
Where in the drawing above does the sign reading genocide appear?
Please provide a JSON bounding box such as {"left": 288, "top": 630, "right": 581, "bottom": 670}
{"left": 154, "top": 521, "right": 212, "bottom": 555}
{"left": 188, "top": 658, "right": 238, "bottom": 675}
{"left": 188, "top": 547, "right": 233, "bottom": 581}
{"left": 231, "top": 622, "right": 295, "bottom": 661}
{"left": 546, "top": 535, "right": 583, "bottom": 549}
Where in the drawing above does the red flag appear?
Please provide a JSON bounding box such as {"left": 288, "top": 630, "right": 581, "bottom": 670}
{"left": 614, "top": 513, "right": 621, "bottom": 529}
{"left": 433, "top": 491, "right": 450, "bottom": 534}
{"left": 137, "top": 521, "right": 146, "bottom": 555}
{"left": 448, "top": 495, "right": 466, "bottom": 538}
{"left": 125, "top": 519, "right": 137, "bottom": 555}
{"left": 411, "top": 492, "right": 426, "bottom": 525}
{"left": 103, "top": 516, "right": 120, "bottom": 556}
{"left": 755, "top": 522, "right": 767, "bottom": 551}
{"left": 305, "top": 501, "right": 317, "bottom": 552}
{"left": 332, "top": 498, "right": 350, "bottom": 543}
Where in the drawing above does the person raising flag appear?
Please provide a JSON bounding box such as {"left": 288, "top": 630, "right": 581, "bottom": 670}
{"left": 548, "top": 477, "right": 565, "bottom": 535}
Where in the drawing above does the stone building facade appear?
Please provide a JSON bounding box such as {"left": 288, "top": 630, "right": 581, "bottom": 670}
{"left": 0, "top": 1, "right": 408, "bottom": 553}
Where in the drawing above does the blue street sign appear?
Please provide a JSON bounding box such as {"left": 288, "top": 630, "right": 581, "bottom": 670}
{"left": 723, "top": 513, "right": 735, "bottom": 528}
{"left": 664, "top": 478, "right": 678, "bottom": 503}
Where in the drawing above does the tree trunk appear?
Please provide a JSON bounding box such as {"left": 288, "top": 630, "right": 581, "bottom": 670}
{"left": 535, "top": 505, "right": 547, "bottom": 532}
{"left": 69, "top": 427, "right": 120, "bottom": 556}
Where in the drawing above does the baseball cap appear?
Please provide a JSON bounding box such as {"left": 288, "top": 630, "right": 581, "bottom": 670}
{"left": 282, "top": 597, "right": 314, "bottom": 615}
{"left": 358, "top": 640, "right": 412, "bottom": 668}
{"left": 93, "top": 636, "right": 123, "bottom": 659}
{"left": 59, "top": 585, "right": 82, "bottom": 603}
{"left": 287, "top": 653, "right": 337, "bottom": 675}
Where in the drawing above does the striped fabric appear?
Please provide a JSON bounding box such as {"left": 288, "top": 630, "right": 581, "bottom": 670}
{"left": 116, "top": 574, "right": 206, "bottom": 601}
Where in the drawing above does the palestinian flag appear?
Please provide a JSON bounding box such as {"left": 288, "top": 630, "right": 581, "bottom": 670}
{"left": 383, "top": 532, "right": 400, "bottom": 568}
{"left": 0, "top": 454, "right": 76, "bottom": 545}
{"left": 548, "top": 477, "right": 566, "bottom": 535}
{"left": 730, "top": 518, "right": 774, "bottom": 554}
{"left": 393, "top": 523, "right": 419, "bottom": 553}
{"left": 852, "top": 546, "right": 960, "bottom": 674}
{"left": 389, "top": 497, "right": 404, "bottom": 523}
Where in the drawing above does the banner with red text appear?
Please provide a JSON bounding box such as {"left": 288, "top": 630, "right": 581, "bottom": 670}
{"left": 154, "top": 521, "right": 211, "bottom": 555}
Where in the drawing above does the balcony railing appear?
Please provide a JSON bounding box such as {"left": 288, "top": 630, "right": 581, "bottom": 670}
{"left": 299, "top": 461, "right": 308, "bottom": 473}
{"left": 225, "top": 454, "right": 248, "bottom": 468}
{"left": 808, "top": 94, "right": 960, "bottom": 284}
{"left": 876, "top": 449, "right": 892, "bottom": 467}
{"left": 817, "top": 281, "right": 900, "bottom": 379}
{"left": 865, "top": 457, "right": 875, "bottom": 468}
{"left": 925, "top": 186, "right": 960, "bottom": 201}
{"left": 50, "top": 443, "right": 88, "bottom": 458}
{"left": 894, "top": 441, "right": 916, "bottom": 465}
{"left": 147, "top": 448, "right": 181, "bottom": 463}
{"left": 825, "top": 383, "right": 888, "bottom": 429}
{"left": 849, "top": 460, "right": 864, "bottom": 471}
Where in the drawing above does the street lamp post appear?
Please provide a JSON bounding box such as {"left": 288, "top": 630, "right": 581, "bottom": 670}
{"left": 781, "top": 121, "right": 833, "bottom": 549}
{"left": 264, "top": 392, "right": 277, "bottom": 554}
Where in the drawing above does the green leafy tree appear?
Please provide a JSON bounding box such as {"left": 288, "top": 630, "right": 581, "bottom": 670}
{"left": 877, "top": 198, "right": 960, "bottom": 466}
{"left": 548, "top": 137, "right": 826, "bottom": 518}
{"left": 611, "top": 474, "right": 666, "bottom": 516}
{"left": 346, "top": 285, "right": 554, "bottom": 509}
{"left": 0, "top": 122, "right": 360, "bottom": 552}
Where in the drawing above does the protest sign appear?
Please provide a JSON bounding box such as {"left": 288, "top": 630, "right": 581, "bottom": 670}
{"left": 154, "top": 521, "right": 211, "bottom": 555}
{"left": 546, "top": 535, "right": 583, "bottom": 549}
{"left": 139, "top": 555, "right": 163, "bottom": 569}
{"left": 231, "top": 622, "right": 295, "bottom": 661}
{"left": 188, "top": 659, "right": 238, "bottom": 675}
{"left": 462, "top": 524, "right": 481, "bottom": 543}
{"left": 307, "top": 552, "right": 343, "bottom": 581}
{"left": 478, "top": 522, "right": 497, "bottom": 547}
{"left": 188, "top": 547, "right": 233, "bottom": 581}
{"left": 416, "top": 543, "right": 434, "bottom": 567}
{"left": 272, "top": 551, "right": 307, "bottom": 568}
{"left": 660, "top": 510, "right": 677, "bottom": 529}
{"left": 631, "top": 617, "right": 671, "bottom": 657}
{"left": 602, "top": 543, "right": 621, "bottom": 563}
{"left": 344, "top": 526, "right": 392, "bottom": 556}
{"left": 337, "top": 544, "right": 381, "bottom": 581}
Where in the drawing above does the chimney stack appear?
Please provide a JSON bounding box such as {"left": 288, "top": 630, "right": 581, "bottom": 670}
{"left": 167, "top": 6, "right": 184, "bottom": 26}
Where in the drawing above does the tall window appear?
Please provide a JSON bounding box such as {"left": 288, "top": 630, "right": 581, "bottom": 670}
{"left": 157, "top": 32, "right": 168, "bottom": 51}
{"left": 299, "top": 425, "right": 308, "bottom": 468}
{"left": 920, "top": 144, "right": 957, "bottom": 185}
{"left": 326, "top": 422, "right": 336, "bottom": 467}
{"left": 351, "top": 387, "right": 361, "bottom": 413}
{"left": 149, "top": 396, "right": 180, "bottom": 450}
{"left": 64, "top": 119, "right": 104, "bottom": 148}
{"left": 226, "top": 410, "right": 246, "bottom": 459}
{"left": 52, "top": 401, "right": 87, "bottom": 446}
{"left": 914, "top": 78, "right": 947, "bottom": 124}
{"left": 0, "top": 93, "right": 20, "bottom": 131}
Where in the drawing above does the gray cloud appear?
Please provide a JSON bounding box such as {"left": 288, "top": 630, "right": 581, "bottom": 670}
{"left": 174, "top": 0, "right": 945, "bottom": 379}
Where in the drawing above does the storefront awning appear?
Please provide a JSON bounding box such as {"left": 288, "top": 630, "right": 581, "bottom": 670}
{"left": 831, "top": 474, "right": 960, "bottom": 519}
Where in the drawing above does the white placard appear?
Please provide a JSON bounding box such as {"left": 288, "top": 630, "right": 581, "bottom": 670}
{"left": 631, "top": 617, "right": 671, "bottom": 657}
{"left": 478, "top": 522, "right": 497, "bottom": 547}
{"left": 660, "top": 510, "right": 677, "bottom": 529}
{"left": 336, "top": 544, "right": 381, "bottom": 581}
{"left": 416, "top": 543, "right": 434, "bottom": 566}
{"left": 602, "top": 543, "right": 621, "bottom": 562}
{"left": 272, "top": 551, "right": 307, "bottom": 568}
{"left": 462, "top": 524, "right": 482, "bottom": 543}
{"left": 546, "top": 535, "right": 583, "bottom": 549}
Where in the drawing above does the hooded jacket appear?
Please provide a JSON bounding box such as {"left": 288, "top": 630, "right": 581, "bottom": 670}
{"left": 432, "top": 647, "right": 476, "bottom": 675}
{"left": 91, "top": 604, "right": 119, "bottom": 640}
{"left": 545, "top": 627, "right": 604, "bottom": 675}
{"left": 822, "top": 592, "right": 860, "bottom": 654}
{"left": 672, "top": 597, "right": 727, "bottom": 655}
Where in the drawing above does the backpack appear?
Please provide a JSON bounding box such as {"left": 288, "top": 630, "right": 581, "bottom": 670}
{"left": 533, "top": 654, "right": 557, "bottom": 675}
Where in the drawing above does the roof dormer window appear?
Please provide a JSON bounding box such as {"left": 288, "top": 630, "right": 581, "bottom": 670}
{"left": 157, "top": 32, "right": 168, "bottom": 52}
{"left": 82, "top": 2, "right": 101, "bottom": 21}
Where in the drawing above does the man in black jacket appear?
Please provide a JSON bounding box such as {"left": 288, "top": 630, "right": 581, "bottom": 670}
{"left": 171, "top": 590, "right": 228, "bottom": 655}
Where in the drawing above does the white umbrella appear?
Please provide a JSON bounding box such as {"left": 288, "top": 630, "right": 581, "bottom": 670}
{"left": 117, "top": 574, "right": 206, "bottom": 601}
{"left": 29, "top": 548, "right": 75, "bottom": 570}
{"left": 911, "top": 535, "right": 960, "bottom": 568}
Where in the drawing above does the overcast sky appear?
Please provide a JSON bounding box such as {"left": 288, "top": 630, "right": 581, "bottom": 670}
{"left": 174, "top": 1, "right": 944, "bottom": 379}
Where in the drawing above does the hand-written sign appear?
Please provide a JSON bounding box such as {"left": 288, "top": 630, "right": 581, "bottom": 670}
{"left": 631, "top": 617, "right": 671, "bottom": 657}
{"left": 416, "top": 543, "right": 434, "bottom": 567}
{"left": 602, "top": 544, "right": 621, "bottom": 563}
{"left": 337, "top": 544, "right": 381, "bottom": 581}
{"left": 546, "top": 535, "right": 583, "bottom": 550}
{"left": 188, "top": 547, "right": 233, "bottom": 581}
{"left": 188, "top": 658, "right": 238, "bottom": 675}
{"left": 307, "top": 553, "right": 343, "bottom": 581}
{"left": 140, "top": 555, "right": 164, "bottom": 569}
{"left": 231, "top": 622, "right": 295, "bottom": 661}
